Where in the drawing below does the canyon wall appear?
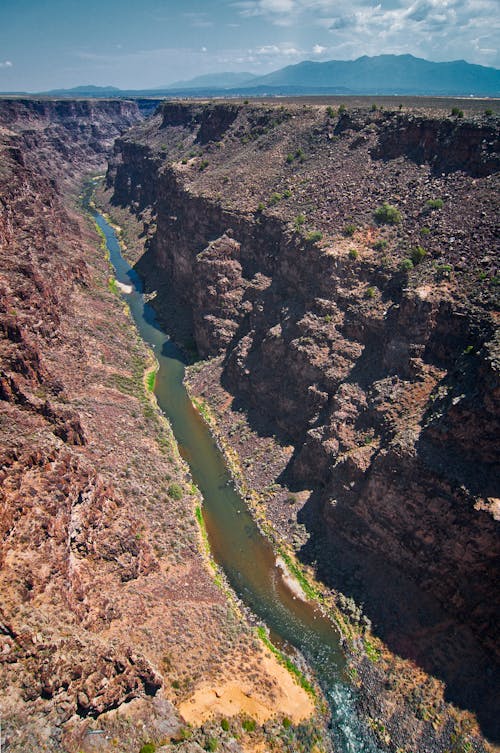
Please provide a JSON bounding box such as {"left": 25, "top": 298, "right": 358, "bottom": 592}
{"left": 107, "top": 101, "right": 500, "bottom": 738}
{"left": 0, "top": 101, "right": 319, "bottom": 753}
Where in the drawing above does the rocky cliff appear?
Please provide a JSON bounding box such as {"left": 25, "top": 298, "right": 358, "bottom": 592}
{"left": 107, "top": 100, "right": 500, "bottom": 744}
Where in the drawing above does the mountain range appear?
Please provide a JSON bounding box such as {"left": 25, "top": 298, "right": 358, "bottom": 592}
{"left": 7, "top": 54, "right": 500, "bottom": 97}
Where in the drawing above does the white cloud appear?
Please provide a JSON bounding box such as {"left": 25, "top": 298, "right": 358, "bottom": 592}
{"left": 312, "top": 44, "right": 327, "bottom": 54}
{"left": 0, "top": 60, "right": 13, "bottom": 68}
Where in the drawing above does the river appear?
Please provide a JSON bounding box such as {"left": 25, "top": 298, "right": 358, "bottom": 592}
{"left": 93, "top": 207, "right": 380, "bottom": 753}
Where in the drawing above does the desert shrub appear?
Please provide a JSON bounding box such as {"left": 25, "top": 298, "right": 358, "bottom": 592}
{"left": 294, "top": 213, "right": 305, "bottom": 229}
{"left": 373, "top": 239, "right": 388, "bottom": 251}
{"left": 365, "top": 286, "right": 376, "bottom": 299}
{"left": 306, "top": 231, "right": 323, "bottom": 243}
{"left": 411, "top": 245, "right": 427, "bottom": 265}
{"left": 199, "top": 159, "right": 209, "bottom": 170}
{"left": 242, "top": 718, "right": 256, "bottom": 732}
{"left": 348, "top": 248, "right": 358, "bottom": 260}
{"left": 286, "top": 153, "right": 294, "bottom": 163}
{"left": 140, "top": 744, "right": 156, "bottom": 753}
{"left": 426, "top": 198, "right": 444, "bottom": 210}
{"left": 283, "top": 717, "right": 292, "bottom": 728}
{"left": 436, "top": 263, "right": 452, "bottom": 278}
{"left": 338, "top": 104, "right": 347, "bottom": 113}
{"left": 400, "top": 258, "right": 414, "bottom": 271}
{"left": 484, "top": 108, "right": 493, "bottom": 116}
{"left": 269, "top": 192, "right": 282, "bottom": 205}
{"left": 220, "top": 718, "right": 230, "bottom": 732}
{"left": 374, "top": 203, "right": 401, "bottom": 225}
{"left": 205, "top": 739, "right": 218, "bottom": 752}
{"left": 451, "top": 106, "right": 464, "bottom": 118}
{"left": 343, "top": 223, "right": 356, "bottom": 237}
{"left": 371, "top": 103, "right": 377, "bottom": 111}
{"left": 167, "top": 483, "right": 183, "bottom": 500}
{"left": 283, "top": 188, "right": 292, "bottom": 198}
{"left": 326, "top": 105, "right": 335, "bottom": 118}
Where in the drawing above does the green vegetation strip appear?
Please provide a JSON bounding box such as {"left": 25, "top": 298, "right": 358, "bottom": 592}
{"left": 256, "top": 626, "right": 315, "bottom": 697}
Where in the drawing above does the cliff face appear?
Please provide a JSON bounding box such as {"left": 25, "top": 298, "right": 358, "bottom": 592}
{"left": 108, "top": 101, "right": 500, "bottom": 739}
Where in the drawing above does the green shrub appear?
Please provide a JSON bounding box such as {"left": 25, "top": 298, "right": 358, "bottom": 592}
{"left": 294, "top": 213, "right": 305, "bottom": 229}
{"left": 348, "top": 248, "right": 358, "bottom": 260}
{"left": 286, "top": 153, "right": 294, "bottom": 164}
{"left": 242, "top": 718, "right": 256, "bottom": 733}
{"left": 283, "top": 188, "right": 292, "bottom": 198}
{"left": 282, "top": 717, "right": 292, "bottom": 729}
{"left": 371, "top": 103, "right": 377, "bottom": 112}
{"left": 338, "top": 104, "right": 347, "bottom": 114}
{"left": 140, "top": 745, "right": 156, "bottom": 753}
{"left": 181, "top": 158, "right": 188, "bottom": 165}
{"left": 485, "top": 108, "right": 493, "bottom": 116}
{"left": 436, "top": 263, "right": 452, "bottom": 278}
{"left": 420, "top": 226, "right": 430, "bottom": 236}
{"left": 306, "top": 231, "right": 323, "bottom": 243}
{"left": 373, "top": 239, "right": 388, "bottom": 251}
{"left": 374, "top": 203, "right": 401, "bottom": 225}
{"left": 205, "top": 739, "right": 218, "bottom": 752}
{"left": 410, "top": 245, "right": 427, "bottom": 265}
{"left": 295, "top": 147, "right": 305, "bottom": 160}
{"left": 326, "top": 105, "right": 335, "bottom": 118}
{"left": 269, "top": 192, "right": 282, "bottom": 205}
{"left": 343, "top": 223, "right": 356, "bottom": 237}
{"left": 256, "top": 202, "right": 265, "bottom": 212}
{"left": 451, "top": 106, "right": 464, "bottom": 118}
{"left": 167, "top": 483, "right": 183, "bottom": 500}
{"left": 400, "top": 258, "right": 414, "bottom": 271}
{"left": 426, "top": 198, "right": 444, "bottom": 210}
{"left": 365, "top": 286, "right": 376, "bottom": 299}
{"left": 199, "top": 159, "right": 209, "bottom": 170}
{"left": 220, "top": 718, "right": 230, "bottom": 732}
{"left": 243, "top": 99, "right": 249, "bottom": 104}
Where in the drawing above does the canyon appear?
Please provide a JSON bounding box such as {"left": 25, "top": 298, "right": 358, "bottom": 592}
{"left": 0, "top": 96, "right": 498, "bottom": 753}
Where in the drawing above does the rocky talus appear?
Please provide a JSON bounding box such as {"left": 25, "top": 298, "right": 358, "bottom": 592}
{"left": 107, "top": 100, "right": 500, "bottom": 747}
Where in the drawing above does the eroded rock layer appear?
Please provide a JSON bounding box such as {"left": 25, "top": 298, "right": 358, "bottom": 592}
{"left": 106, "top": 101, "right": 500, "bottom": 744}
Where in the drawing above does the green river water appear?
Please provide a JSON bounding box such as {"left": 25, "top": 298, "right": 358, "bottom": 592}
{"left": 94, "top": 208, "right": 380, "bottom": 753}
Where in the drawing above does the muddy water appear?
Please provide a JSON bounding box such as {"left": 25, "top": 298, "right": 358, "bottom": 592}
{"left": 94, "top": 209, "right": 380, "bottom": 753}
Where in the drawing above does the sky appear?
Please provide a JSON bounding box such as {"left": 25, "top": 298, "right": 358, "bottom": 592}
{"left": 0, "top": 0, "right": 498, "bottom": 91}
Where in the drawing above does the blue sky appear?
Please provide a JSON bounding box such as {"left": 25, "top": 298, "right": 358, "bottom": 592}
{"left": 0, "top": 0, "right": 498, "bottom": 91}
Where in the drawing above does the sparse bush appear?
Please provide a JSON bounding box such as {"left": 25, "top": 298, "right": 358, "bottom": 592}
{"left": 484, "top": 108, "right": 493, "bottom": 116}
{"left": 269, "top": 192, "right": 282, "bottom": 205}
{"left": 140, "top": 745, "right": 156, "bottom": 753}
{"left": 199, "top": 159, "right": 209, "bottom": 170}
{"left": 436, "top": 263, "right": 452, "bottom": 278}
{"left": 420, "top": 226, "right": 431, "bottom": 236}
{"left": 451, "top": 106, "right": 464, "bottom": 118}
{"left": 411, "top": 245, "right": 427, "bottom": 265}
{"left": 373, "top": 239, "right": 388, "bottom": 251}
{"left": 306, "top": 230, "right": 323, "bottom": 243}
{"left": 167, "top": 483, "right": 183, "bottom": 500}
{"left": 326, "top": 105, "right": 335, "bottom": 118}
{"left": 205, "top": 739, "right": 218, "bottom": 752}
{"left": 426, "top": 198, "right": 444, "bottom": 210}
{"left": 295, "top": 147, "right": 305, "bottom": 161}
{"left": 343, "top": 223, "right": 356, "bottom": 237}
{"left": 294, "top": 213, "right": 305, "bottom": 229}
{"left": 283, "top": 188, "right": 292, "bottom": 198}
{"left": 400, "top": 258, "right": 414, "bottom": 271}
{"left": 181, "top": 158, "right": 188, "bottom": 165}
{"left": 286, "top": 153, "right": 294, "bottom": 164}
{"left": 365, "top": 286, "right": 376, "bottom": 299}
{"left": 283, "top": 717, "right": 292, "bottom": 728}
{"left": 338, "top": 104, "right": 347, "bottom": 114}
{"left": 374, "top": 203, "right": 401, "bottom": 225}
{"left": 242, "top": 718, "right": 256, "bottom": 733}
{"left": 371, "top": 103, "right": 377, "bottom": 112}
{"left": 348, "top": 248, "right": 358, "bottom": 260}
{"left": 243, "top": 99, "right": 249, "bottom": 104}
{"left": 221, "top": 718, "right": 230, "bottom": 732}
{"left": 256, "top": 202, "right": 265, "bottom": 212}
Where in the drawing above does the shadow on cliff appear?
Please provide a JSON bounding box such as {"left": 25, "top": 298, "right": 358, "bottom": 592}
{"left": 296, "top": 489, "right": 500, "bottom": 743}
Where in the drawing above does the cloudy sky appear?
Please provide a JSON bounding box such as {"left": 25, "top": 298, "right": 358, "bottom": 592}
{"left": 0, "top": 0, "right": 498, "bottom": 91}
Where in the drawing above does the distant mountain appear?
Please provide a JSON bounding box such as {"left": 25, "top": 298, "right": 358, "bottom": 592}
{"left": 17, "top": 54, "right": 499, "bottom": 98}
{"left": 246, "top": 55, "right": 500, "bottom": 96}
{"left": 43, "top": 84, "right": 122, "bottom": 97}
{"left": 162, "top": 72, "right": 257, "bottom": 90}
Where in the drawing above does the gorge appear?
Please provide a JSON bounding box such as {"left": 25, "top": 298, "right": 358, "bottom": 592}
{"left": 0, "top": 96, "right": 498, "bottom": 753}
